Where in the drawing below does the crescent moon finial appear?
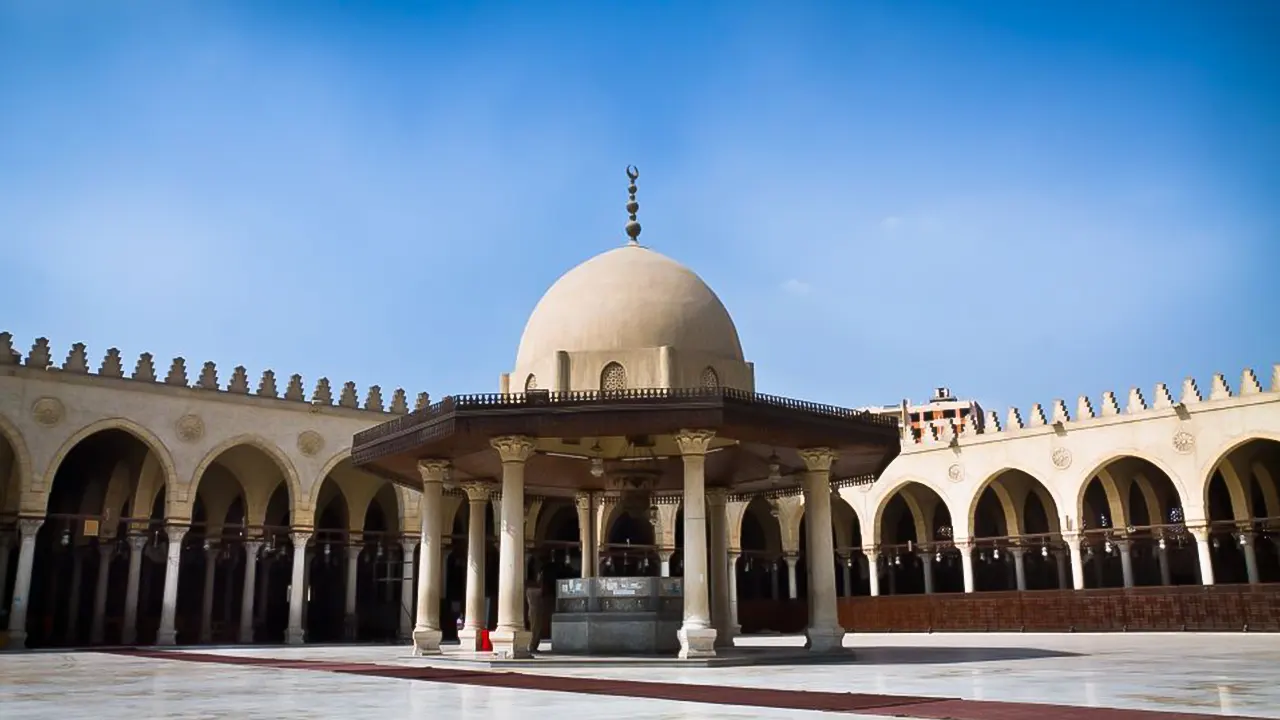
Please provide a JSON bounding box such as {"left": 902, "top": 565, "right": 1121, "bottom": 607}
{"left": 624, "top": 165, "right": 641, "bottom": 246}
{"left": 626, "top": 165, "right": 639, "bottom": 181}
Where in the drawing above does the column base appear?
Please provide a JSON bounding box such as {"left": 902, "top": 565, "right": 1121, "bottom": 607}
{"left": 677, "top": 626, "right": 718, "bottom": 659}
{"left": 804, "top": 625, "right": 846, "bottom": 653}
{"left": 343, "top": 613, "right": 360, "bottom": 641}
{"left": 457, "top": 627, "right": 485, "bottom": 651}
{"left": 285, "top": 627, "right": 306, "bottom": 646}
{"left": 238, "top": 626, "right": 255, "bottom": 644}
{"left": 489, "top": 628, "right": 532, "bottom": 659}
{"left": 412, "top": 627, "right": 442, "bottom": 655}
{"left": 156, "top": 628, "right": 177, "bottom": 646}
{"left": 7, "top": 629, "right": 27, "bottom": 649}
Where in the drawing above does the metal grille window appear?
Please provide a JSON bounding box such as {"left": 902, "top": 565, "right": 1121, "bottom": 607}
{"left": 601, "top": 362, "right": 627, "bottom": 391}
{"left": 700, "top": 366, "right": 719, "bottom": 388}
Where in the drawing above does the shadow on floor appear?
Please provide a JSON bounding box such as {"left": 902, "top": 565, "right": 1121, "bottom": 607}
{"left": 850, "top": 645, "right": 1081, "bottom": 664}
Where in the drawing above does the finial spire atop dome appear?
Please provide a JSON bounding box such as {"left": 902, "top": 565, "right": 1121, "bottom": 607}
{"left": 624, "top": 165, "right": 641, "bottom": 246}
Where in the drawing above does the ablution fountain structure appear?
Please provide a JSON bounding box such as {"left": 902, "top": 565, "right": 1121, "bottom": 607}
{"left": 352, "top": 167, "right": 900, "bottom": 659}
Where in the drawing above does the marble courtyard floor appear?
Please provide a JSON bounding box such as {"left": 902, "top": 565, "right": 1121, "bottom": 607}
{"left": 1, "top": 633, "right": 1277, "bottom": 719}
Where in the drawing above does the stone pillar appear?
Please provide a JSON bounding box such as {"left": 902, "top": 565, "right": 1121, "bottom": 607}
{"left": 783, "top": 553, "right": 799, "bottom": 599}
{"left": 674, "top": 428, "right": 717, "bottom": 658}
{"left": 727, "top": 550, "right": 741, "bottom": 634}
{"left": 5, "top": 518, "right": 43, "bottom": 647}
{"left": 0, "top": 533, "right": 10, "bottom": 608}
{"left": 90, "top": 543, "right": 113, "bottom": 644}
{"left": 768, "top": 561, "right": 779, "bottom": 599}
{"left": 285, "top": 531, "right": 311, "bottom": 645}
{"left": 399, "top": 537, "right": 418, "bottom": 643}
{"left": 65, "top": 545, "right": 85, "bottom": 642}
{"left": 1064, "top": 533, "right": 1085, "bottom": 590}
{"left": 457, "top": 481, "right": 490, "bottom": 651}
{"left": 199, "top": 543, "right": 219, "bottom": 643}
{"left": 156, "top": 525, "right": 189, "bottom": 646}
{"left": 798, "top": 448, "right": 843, "bottom": 652}
{"left": 574, "top": 492, "right": 595, "bottom": 579}
{"left": 957, "top": 540, "right": 975, "bottom": 594}
{"left": 1191, "top": 526, "right": 1215, "bottom": 586}
{"left": 659, "top": 549, "right": 674, "bottom": 578}
{"left": 1052, "top": 549, "right": 1069, "bottom": 589}
{"left": 706, "top": 488, "right": 732, "bottom": 647}
{"left": 122, "top": 534, "right": 147, "bottom": 644}
{"left": 1240, "top": 531, "right": 1260, "bottom": 584}
{"left": 343, "top": 544, "right": 361, "bottom": 641}
{"left": 238, "top": 541, "right": 262, "bottom": 643}
{"left": 841, "top": 556, "right": 854, "bottom": 597}
{"left": 414, "top": 459, "right": 448, "bottom": 655}
{"left": 1157, "top": 546, "right": 1172, "bottom": 586}
{"left": 917, "top": 552, "right": 933, "bottom": 594}
{"left": 1011, "top": 547, "right": 1027, "bottom": 591}
{"left": 865, "top": 549, "right": 880, "bottom": 596}
{"left": 255, "top": 556, "right": 272, "bottom": 628}
{"left": 1117, "top": 539, "right": 1135, "bottom": 589}
{"left": 490, "top": 435, "right": 535, "bottom": 659}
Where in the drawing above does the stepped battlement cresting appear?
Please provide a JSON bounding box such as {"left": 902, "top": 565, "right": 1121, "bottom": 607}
{"left": 903, "top": 364, "right": 1280, "bottom": 448}
{"left": 0, "top": 332, "right": 428, "bottom": 415}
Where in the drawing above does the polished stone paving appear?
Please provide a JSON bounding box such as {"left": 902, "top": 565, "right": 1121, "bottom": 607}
{"left": 0, "top": 633, "right": 1276, "bottom": 719}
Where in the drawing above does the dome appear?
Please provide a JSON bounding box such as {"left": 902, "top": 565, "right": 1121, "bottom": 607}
{"left": 514, "top": 244, "right": 745, "bottom": 369}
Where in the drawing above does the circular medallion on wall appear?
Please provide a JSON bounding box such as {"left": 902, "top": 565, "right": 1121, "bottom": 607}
{"left": 30, "top": 397, "right": 65, "bottom": 427}
{"left": 297, "top": 430, "right": 325, "bottom": 457}
{"left": 1051, "top": 447, "right": 1073, "bottom": 470}
{"left": 947, "top": 463, "right": 964, "bottom": 482}
{"left": 175, "top": 414, "right": 205, "bottom": 443}
{"left": 1172, "top": 430, "right": 1195, "bottom": 455}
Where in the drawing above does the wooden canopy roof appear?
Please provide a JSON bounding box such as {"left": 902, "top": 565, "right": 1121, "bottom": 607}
{"left": 352, "top": 387, "right": 901, "bottom": 496}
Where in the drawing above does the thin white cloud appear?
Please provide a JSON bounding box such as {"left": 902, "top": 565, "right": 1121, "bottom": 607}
{"left": 781, "top": 278, "right": 811, "bottom": 296}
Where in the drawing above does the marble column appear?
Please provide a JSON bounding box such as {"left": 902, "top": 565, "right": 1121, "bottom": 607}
{"left": 490, "top": 435, "right": 535, "bottom": 659}
{"left": 958, "top": 540, "right": 976, "bottom": 593}
{"left": 1117, "top": 539, "right": 1135, "bottom": 588}
{"left": 65, "top": 545, "right": 85, "bottom": 643}
{"left": 414, "top": 459, "right": 447, "bottom": 655}
{"left": 197, "top": 544, "right": 218, "bottom": 644}
{"left": 768, "top": 562, "right": 779, "bottom": 599}
{"left": 342, "top": 544, "right": 361, "bottom": 641}
{"left": 285, "top": 531, "right": 311, "bottom": 645}
{"left": 122, "top": 534, "right": 148, "bottom": 645}
{"left": 1064, "top": 533, "right": 1085, "bottom": 590}
{"left": 921, "top": 552, "right": 935, "bottom": 594}
{"left": 727, "top": 550, "right": 741, "bottom": 634}
{"left": 841, "top": 556, "right": 854, "bottom": 597}
{"left": 1052, "top": 549, "right": 1069, "bottom": 589}
{"left": 865, "top": 549, "right": 880, "bottom": 597}
{"left": 457, "top": 481, "right": 490, "bottom": 651}
{"left": 255, "top": 556, "right": 272, "bottom": 628}
{"left": 90, "top": 543, "right": 113, "bottom": 644}
{"left": 574, "top": 492, "right": 595, "bottom": 579}
{"left": 659, "top": 549, "right": 674, "bottom": 578}
{"left": 1011, "top": 547, "right": 1027, "bottom": 591}
{"left": 5, "top": 518, "right": 43, "bottom": 647}
{"left": 707, "top": 488, "right": 732, "bottom": 647}
{"left": 674, "top": 428, "right": 717, "bottom": 658}
{"left": 783, "top": 554, "right": 799, "bottom": 599}
{"left": 1157, "top": 545, "right": 1172, "bottom": 586}
{"left": 156, "top": 525, "right": 189, "bottom": 646}
{"left": 798, "top": 448, "right": 844, "bottom": 652}
{"left": 238, "top": 541, "right": 262, "bottom": 643}
{"left": 1191, "top": 526, "right": 1215, "bottom": 586}
{"left": 1240, "top": 531, "right": 1260, "bottom": 584}
{"left": 399, "top": 537, "right": 419, "bottom": 643}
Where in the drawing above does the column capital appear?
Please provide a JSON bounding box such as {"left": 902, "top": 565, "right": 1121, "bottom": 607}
{"left": 128, "top": 534, "right": 149, "bottom": 552}
{"left": 954, "top": 538, "right": 975, "bottom": 552}
{"left": 1188, "top": 525, "right": 1212, "bottom": 543}
{"left": 673, "top": 428, "right": 715, "bottom": 456}
{"left": 243, "top": 540, "right": 263, "bottom": 556}
{"left": 460, "top": 480, "right": 493, "bottom": 502}
{"left": 166, "top": 525, "right": 190, "bottom": 544}
{"left": 417, "top": 459, "right": 451, "bottom": 485}
{"left": 797, "top": 447, "right": 838, "bottom": 473}
{"left": 1062, "top": 531, "right": 1083, "bottom": 547}
{"left": 491, "top": 435, "right": 536, "bottom": 463}
{"left": 17, "top": 516, "right": 44, "bottom": 538}
{"left": 658, "top": 547, "right": 675, "bottom": 561}
{"left": 346, "top": 545, "right": 363, "bottom": 561}
{"left": 290, "top": 531, "right": 312, "bottom": 548}
{"left": 706, "top": 487, "right": 729, "bottom": 506}
{"left": 574, "top": 491, "right": 592, "bottom": 511}
{"left": 727, "top": 548, "right": 741, "bottom": 559}
{"left": 1009, "top": 546, "right": 1026, "bottom": 558}
{"left": 400, "top": 537, "right": 420, "bottom": 554}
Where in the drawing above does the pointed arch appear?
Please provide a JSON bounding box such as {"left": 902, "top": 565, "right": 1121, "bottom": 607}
{"left": 189, "top": 434, "right": 303, "bottom": 524}
{"left": 1074, "top": 450, "right": 1190, "bottom": 527}
{"left": 870, "top": 475, "right": 959, "bottom": 544}
{"left": 967, "top": 467, "right": 1062, "bottom": 538}
{"left": 40, "top": 417, "right": 179, "bottom": 509}
{"left": 0, "top": 411, "right": 33, "bottom": 512}
{"left": 600, "top": 362, "right": 627, "bottom": 391}
{"left": 1200, "top": 432, "right": 1280, "bottom": 522}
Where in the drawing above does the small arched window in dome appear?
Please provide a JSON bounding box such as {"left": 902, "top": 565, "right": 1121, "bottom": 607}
{"left": 524, "top": 374, "right": 538, "bottom": 391}
{"left": 601, "top": 362, "right": 627, "bottom": 392}
{"left": 699, "top": 366, "right": 720, "bottom": 389}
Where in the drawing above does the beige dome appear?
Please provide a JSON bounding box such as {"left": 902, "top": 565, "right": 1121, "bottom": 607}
{"left": 515, "top": 244, "right": 745, "bottom": 369}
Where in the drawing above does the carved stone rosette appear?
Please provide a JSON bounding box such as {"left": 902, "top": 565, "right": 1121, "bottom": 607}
{"left": 1172, "top": 430, "right": 1195, "bottom": 455}
{"left": 296, "top": 430, "right": 325, "bottom": 457}
{"left": 175, "top": 414, "right": 205, "bottom": 443}
{"left": 31, "top": 397, "right": 65, "bottom": 427}
{"left": 1051, "top": 447, "right": 1073, "bottom": 470}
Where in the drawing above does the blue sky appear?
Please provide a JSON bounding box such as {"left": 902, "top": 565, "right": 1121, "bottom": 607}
{"left": 1, "top": 1, "right": 1276, "bottom": 414}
